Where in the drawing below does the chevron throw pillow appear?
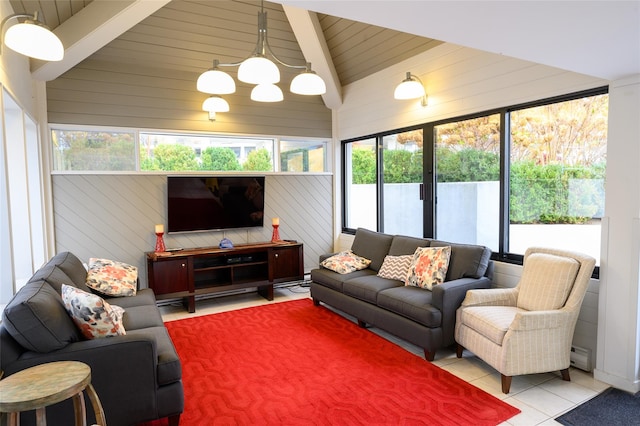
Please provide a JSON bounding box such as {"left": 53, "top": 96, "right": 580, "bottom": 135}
{"left": 377, "top": 255, "right": 413, "bottom": 281}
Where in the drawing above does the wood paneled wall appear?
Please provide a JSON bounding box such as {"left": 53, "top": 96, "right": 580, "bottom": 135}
{"left": 46, "top": 58, "right": 332, "bottom": 138}
{"left": 52, "top": 174, "right": 333, "bottom": 287}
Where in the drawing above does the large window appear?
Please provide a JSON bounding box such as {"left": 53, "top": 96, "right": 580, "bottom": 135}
{"left": 508, "top": 94, "right": 607, "bottom": 262}
{"left": 342, "top": 88, "right": 608, "bottom": 267}
{"left": 50, "top": 126, "right": 329, "bottom": 173}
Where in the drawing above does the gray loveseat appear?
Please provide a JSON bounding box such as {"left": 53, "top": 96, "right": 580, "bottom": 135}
{"left": 310, "top": 228, "right": 493, "bottom": 361}
{"left": 0, "top": 252, "right": 183, "bottom": 426}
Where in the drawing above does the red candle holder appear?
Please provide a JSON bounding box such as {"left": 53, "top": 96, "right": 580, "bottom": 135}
{"left": 271, "top": 224, "right": 281, "bottom": 243}
{"left": 155, "top": 232, "right": 166, "bottom": 253}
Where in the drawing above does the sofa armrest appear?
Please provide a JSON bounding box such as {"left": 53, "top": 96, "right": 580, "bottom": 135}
{"left": 461, "top": 287, "right": 519, "bottom": 308}
{"left": 432, "top": 277, "right": 492, "bottom": 347}
{"left": 318, "top": 252, "right": 338, "bottom": 263}
{"left": 4, "top": 335, "right": 160, "bottom": 423}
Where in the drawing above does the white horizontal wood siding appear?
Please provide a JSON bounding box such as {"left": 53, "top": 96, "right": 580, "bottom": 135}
{"left": 52, "top": 174, "right": 333, "bottom": 287}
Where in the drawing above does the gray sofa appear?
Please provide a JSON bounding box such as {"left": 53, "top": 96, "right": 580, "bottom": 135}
{"left": 310, "top": 228, "right": 493, "bottom": 361}
{"left": 0, "top": 252, "right": 183, "bottom": 426}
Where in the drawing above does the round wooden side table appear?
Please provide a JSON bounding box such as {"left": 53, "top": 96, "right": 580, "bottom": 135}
{"left": 0, "top": 361, "right": 106, "bottom": 426}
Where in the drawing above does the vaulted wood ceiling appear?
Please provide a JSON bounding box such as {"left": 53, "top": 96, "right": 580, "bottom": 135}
{"left": 8, "top": 0, "right": 442, "bottom": 87}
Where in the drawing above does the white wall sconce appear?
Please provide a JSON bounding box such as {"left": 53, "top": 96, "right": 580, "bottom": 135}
{"left": 0, "top": 11, "right": 63, "bottom": 61}
{"left": 394, "top": 72, "right": 428, "bottom": 107}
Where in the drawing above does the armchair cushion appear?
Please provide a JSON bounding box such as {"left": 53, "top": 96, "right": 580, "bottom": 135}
{"left": 459, "top": 306, "right": 521, "bottom": 345}
{"left": 516, "top": 253, "right": 580, "bottom": 311}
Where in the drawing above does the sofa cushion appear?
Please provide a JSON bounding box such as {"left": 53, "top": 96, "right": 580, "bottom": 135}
{"left": 2, "top": 281, "right": 81, "bottom": 352}
{"left": 320, "top": 250, "right": 371, "bottom": 274}
{"left": 377, "top": 255, "right": 413, "bottom": 281}
{"left": 310, "top": 268, "right": 375, "bottom": 293}
{"left": 342, "top": 275, "right": 402, "bottom": 304}
{"left": 123, "top": 305, "right": 165, "bottom": 330}
{"left": 86, "top": 258, "right": 138, "bottom": 297}
{"left": 431, "top": 240, "right": 492, "bottom": 280}
{"left": 61, "top": 284, "right": 127, "bottom": 339}
{"left": 28, "top": 252, "right": 91, "bottom": 293}
{"left": 388, "top": 235, "right": 431, "bottom": 256}
{"left": 126, "top": 326, "right": 182, "bottom": 386}
{"left": 350, "top": 228, "right": 394, "bottom": 272}
{"left": 377, "top": 286, "right": 442, "bottom": 328}
{"left": 105, "top": 288, "right": 157, "bottom": 309}
{"left": 405, "top": 246, "right": 451, "bottom": 290}
{"left": 517, "top": 253, "right": 580, "bottom": 311}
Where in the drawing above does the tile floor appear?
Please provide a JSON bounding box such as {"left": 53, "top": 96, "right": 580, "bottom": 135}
{"left": 159, "top": 284, "right": 610, "bottom": 426}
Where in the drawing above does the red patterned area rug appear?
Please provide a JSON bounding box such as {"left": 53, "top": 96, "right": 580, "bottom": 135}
{"left": 147, "top": 299, "right": 519, "bottom": 425}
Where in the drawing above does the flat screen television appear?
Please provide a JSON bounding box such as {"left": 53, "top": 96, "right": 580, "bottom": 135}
{"left": 167, "top": 176, "right": 265, "bottom": 233}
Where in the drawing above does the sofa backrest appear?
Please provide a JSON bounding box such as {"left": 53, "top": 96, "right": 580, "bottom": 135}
{"left": 388, "top": 235, "right": 431, "bottom": 256}
{"left": 27, "top": 251, "right": 90, "bottom": 293}
{"left": 431, "top": 240, "right": 492, "bottom": 280}
{"left": 350, "top": 228, "right": 393, "bottom": 272}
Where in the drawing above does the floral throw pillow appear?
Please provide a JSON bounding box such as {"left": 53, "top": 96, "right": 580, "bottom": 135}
{"left": 320, "top": 250, "right": 371, "bottom": 274}
{"left": 377, "top": 255, "right": 413, "bottom": 281}
{"left": 405, "top": 246, "right": 452, "bottom": 290}
{"left": 61, "top": 284, "right": 126, "bottom": 339}
{"left": 86, "top": 258, "right": 137, "bottom": 297}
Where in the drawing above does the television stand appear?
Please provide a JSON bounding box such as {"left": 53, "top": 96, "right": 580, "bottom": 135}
{"left": 146, "top": 241, "right": 303, "bottom": 313}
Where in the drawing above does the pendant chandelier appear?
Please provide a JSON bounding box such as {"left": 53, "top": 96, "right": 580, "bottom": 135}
{"left": 197, "top": 0, "right": 326, "bottom": 116}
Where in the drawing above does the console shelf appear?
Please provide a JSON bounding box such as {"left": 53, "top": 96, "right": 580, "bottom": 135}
{"left": 146, "top": 241, "right": 303, "bottom": 312}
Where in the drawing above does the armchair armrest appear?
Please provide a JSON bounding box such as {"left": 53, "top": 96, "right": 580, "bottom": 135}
{"left": 461, "top": 287, "right": 519, "bottom": 307}
{"left": 510, "top": 309, "right": 574, "bottom": 331}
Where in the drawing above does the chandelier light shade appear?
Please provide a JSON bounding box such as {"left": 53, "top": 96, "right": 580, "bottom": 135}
{"left": 290, "top": 66, "right": 326, "bottom": 95}
{"left": 237, "top": 55, "right": 280, "bottom": 84}
{"left": 394, "top": 72, "right": 428, "bottom": 107}
{"left": 202, "top": 95, "right": 230, "bottom": 112}
{"left": 197, "top": 62, "right": 236, "bottom": 94}
{"left": 196, "top": 0, "right": 325, "bottom": 109}
{"left": 1, "top": 12, "right": 63, "bottom": 61}
{"left": 251, "top": 83, "right": 284, "bottom": 102}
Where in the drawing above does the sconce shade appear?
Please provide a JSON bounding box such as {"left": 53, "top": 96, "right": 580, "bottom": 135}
{"left": 251, "top": 83, "right": 283, "bottom": 102}
{"left": 3, "top": 16, "right": 63, "bottom": 61}
{"left": 290, "top": 71, "right": 326, "bottom": 95}
{"left": 238, "top": 56, "right": 280, "bottom": 84}
{"left": 394, "top": 78, "right": 425, "bottom": 100}
{"left": 202, "top": 95, "right": 230, "bottom": 112}
{"left": 197, "top": 68, "right": 236, "bottom": 94}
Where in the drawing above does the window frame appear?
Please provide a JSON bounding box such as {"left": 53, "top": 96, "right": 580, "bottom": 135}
{"left": 341, "top": 86, "right": 608, "bottom": 277}
{"left": 49, "top": 124, "right": 330, "bottom": 174}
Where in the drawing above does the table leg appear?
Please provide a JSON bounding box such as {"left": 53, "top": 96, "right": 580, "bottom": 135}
{"left": 35, "top": 407, "right": 47, "bottom": 425}
{"left": 8, "top": 412, "right": 19, "bottom": 426}
{"left": 85, "top": 384, "right": 106, "bottom": 426}
{"left": 71, "top": 392, "right": 87, "bottom": 426}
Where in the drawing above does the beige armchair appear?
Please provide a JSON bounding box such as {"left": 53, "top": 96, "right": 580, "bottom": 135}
{"left": 454, "top": 247, "right": 596, "bottom": 393}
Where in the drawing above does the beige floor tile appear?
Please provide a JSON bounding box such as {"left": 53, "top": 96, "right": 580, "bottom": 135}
{"left": 540, "top": 377, "right": 599, "bottom": 404}
{"left": 500, "top": 397, "right": 550, "bottom": 425}
{"left": 510, "top": 386, "right": 575, "bottom": 417}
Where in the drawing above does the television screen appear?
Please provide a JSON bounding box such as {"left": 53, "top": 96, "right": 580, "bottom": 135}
{"left": 167, "top": 176, "right": 265, "bottom": 233}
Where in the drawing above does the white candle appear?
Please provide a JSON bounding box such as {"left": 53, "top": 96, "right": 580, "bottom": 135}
{"left": 155, "top": 224, "right": 164, "bottom": 234}
{"left": 272, "top": 217, "right": 279, "bottom": 226}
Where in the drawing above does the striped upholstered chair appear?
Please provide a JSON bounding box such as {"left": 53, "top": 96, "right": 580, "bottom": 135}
{"left": 454, "top": 247, "right": 596, "bottom": 393}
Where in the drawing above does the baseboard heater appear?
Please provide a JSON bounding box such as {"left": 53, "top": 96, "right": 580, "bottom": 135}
{"left": 570, "top": 345, "right": 592, "bottom": 371}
